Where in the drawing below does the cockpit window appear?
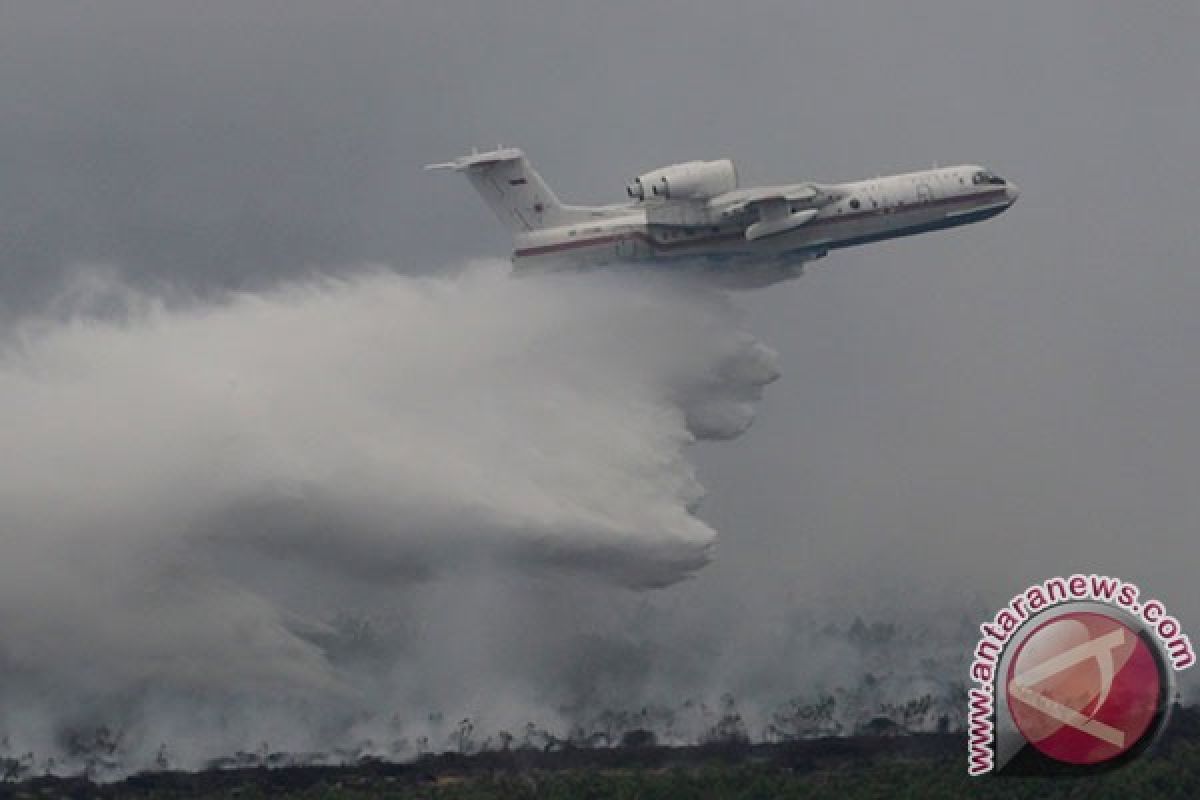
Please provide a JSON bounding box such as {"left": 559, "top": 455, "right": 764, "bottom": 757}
{"left": 972, "top": 170, "right": 1006, "bottom": 186}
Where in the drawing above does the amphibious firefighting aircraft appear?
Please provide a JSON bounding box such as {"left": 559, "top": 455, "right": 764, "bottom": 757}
{"left": 427, "top": 147, "right": 1017, "bottom": 287}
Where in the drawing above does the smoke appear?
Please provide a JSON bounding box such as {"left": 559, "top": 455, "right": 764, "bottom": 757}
{"left": 0, "top": 260, "right": 787, "bottom": 773}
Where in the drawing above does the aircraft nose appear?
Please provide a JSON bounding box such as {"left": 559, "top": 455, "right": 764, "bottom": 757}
{"left": 1005, "top": 181, "right": 1020, "bottom": 205}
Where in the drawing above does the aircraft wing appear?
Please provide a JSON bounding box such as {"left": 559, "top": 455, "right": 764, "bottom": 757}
{"left": 713, "top": 184, "right": 821, "bottom": 218}
{"left": 710, "top": 184, "right": 838, "bottom": 241}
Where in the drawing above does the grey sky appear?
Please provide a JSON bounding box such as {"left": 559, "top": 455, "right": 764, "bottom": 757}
{"left": 1, "top": 0, "right": 1198, "bottom": 764}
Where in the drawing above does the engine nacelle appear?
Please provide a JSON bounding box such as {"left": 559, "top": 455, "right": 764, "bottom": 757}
{"left": 626, "top": 159, "right": 737, "bottom": 202}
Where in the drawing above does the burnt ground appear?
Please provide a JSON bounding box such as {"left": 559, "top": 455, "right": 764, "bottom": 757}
{"left": 1, "top": 705, "right": 1198, "bottom": 799}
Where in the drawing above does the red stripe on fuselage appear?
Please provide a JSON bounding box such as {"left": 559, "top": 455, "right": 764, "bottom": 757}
{"left": 513, "top": 188, "right": 1008, "bottom": 258}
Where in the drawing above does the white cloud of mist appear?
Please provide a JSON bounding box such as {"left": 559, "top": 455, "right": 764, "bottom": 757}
{"left": 0, "top": 261, "right": 783, "bottom": 773}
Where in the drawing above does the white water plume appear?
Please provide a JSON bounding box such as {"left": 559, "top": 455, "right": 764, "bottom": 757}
{"left": 0, "top": 260, "right": 779, "bottom": 773}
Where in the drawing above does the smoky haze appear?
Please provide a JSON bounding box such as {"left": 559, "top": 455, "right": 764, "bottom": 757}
{"left": 1, "top": 0, "right": 1198, "bottom": 774}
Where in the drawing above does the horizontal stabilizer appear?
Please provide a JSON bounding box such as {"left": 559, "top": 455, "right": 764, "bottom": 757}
{"left": 424, "top": 147, "right": 525, "bottom": 172}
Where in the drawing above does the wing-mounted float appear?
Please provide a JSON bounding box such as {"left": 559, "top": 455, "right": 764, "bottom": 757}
{"left": 625, "top": 159, "right": 843, "bottom": 241}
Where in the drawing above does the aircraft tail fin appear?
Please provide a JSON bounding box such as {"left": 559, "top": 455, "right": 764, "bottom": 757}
{"left": 426, "top": 147, "right": 588, "bottom": 232}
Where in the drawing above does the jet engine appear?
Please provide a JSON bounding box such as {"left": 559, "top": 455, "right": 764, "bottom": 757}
{"left": 626, "top": 159, "right": 737, "bottom": 202}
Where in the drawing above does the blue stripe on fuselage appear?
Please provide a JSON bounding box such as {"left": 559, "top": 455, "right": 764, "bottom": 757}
{"left": 788, "top": 203, "right": 1011, "bottom": 257}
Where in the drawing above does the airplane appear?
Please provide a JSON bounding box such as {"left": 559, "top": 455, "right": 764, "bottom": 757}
{"left": 426, "top": 147, "right": 1018, "bottom": 288}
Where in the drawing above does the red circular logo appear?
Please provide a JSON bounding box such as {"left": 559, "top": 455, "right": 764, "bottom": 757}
{"left": 1005, "top": 611, "right": 1164, "bottom": 765}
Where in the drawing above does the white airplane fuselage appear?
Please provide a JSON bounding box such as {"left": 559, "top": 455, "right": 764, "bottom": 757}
{"left": 428, "top": 149, "right": 1018, "bottom": 287}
